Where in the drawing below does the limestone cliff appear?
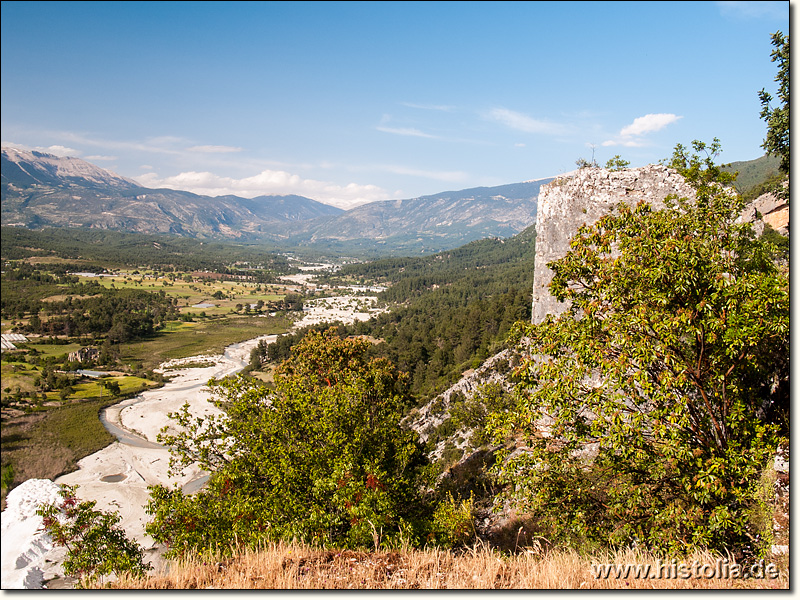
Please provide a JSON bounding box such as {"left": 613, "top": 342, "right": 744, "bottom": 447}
{"left": 739, "top": 182, "right": 790, "bottom": 237}
{"left": 532, "top": 166, "right": 788, "bottom": 323}
{"left": 413, "top": 166, "right": 787, "bottom": 441}
{"left": 531, "top": 165, "right": 697, "bottom": 324}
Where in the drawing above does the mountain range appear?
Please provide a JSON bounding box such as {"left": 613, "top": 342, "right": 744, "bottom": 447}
{"left": 1, "top": 147, "right": 550, "bottom": 255}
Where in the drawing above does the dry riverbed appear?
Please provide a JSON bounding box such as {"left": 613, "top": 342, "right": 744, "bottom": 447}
{"left": 1, "top": 283, "right": 388, "bottom": 589}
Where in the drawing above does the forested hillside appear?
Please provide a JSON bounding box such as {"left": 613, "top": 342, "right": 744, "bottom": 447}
{"left": 265, "top": 227, "right": 536, "bottom": 401}
{"left": 1, "top": 227, "right": 291, "bottom": 276}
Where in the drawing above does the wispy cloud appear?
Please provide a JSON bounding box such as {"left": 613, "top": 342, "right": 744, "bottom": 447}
{"left": 376, "top": 114, "right": 439, "bottom": 139}
{"left": 602, "top": 113, "right": 682, "bottom": 147}
{"left": 49, "top": 131, "right": 187, "bottom": 156}
{"left": 376, "top": 125, "right": 438, "bottom": 139}
{"left": 401, "top": 102, "right": 455, "bottom": 112}
{"left": 135, "top": 169, "right": 391, "bottom": 210}
{"left": 186, "top": 145, "right": 243, "bottom": 154}
{"left": 486, "top": 108, "right": 567, "bottom": 136}
{"left": 716, "top": 1, "right": 787, "bottom": 20}
{"left": 376, "top": 164, "right": 469, "bottom": 183}
{"left": 85, "top": 155, "right": 117, "bottom": 161}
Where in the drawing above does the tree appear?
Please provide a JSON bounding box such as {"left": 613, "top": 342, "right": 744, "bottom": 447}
{"left": 37, "top": 485, "right": 150, "bottom": 586}
{"left": 146, "top": 328, "right": 434, "bottom": 555}
{"left": 102, "top": 379, "right": 121, "bottom": 396}
{"left": 490, "top": 141, "right": 789, "bottom": 555}
{"left": 758, "top": 31, "right": 789, "bottom": 174}
{"left": 605, "top": 155, "right": 630, "bottom": 171}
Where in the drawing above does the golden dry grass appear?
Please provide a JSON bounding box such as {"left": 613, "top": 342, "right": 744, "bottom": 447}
{"left": 103, "top": 542, "right": 789, "bottom": 590}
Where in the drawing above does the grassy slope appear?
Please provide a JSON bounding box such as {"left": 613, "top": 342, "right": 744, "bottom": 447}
{"left": 101, "top": 542, "right": 789, "bottom": 589}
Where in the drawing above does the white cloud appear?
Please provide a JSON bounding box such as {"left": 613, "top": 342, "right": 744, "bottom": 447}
{"left": 85, "top": 155, "right": 117, "bottom": 161}
{"left": 602, "top": 113, "right": 682, "bottom": 147}
{"left": 186, "top": 145, "right": 243, "bottom": 154}
{"left": 135, "top": 169, "right": 391, "bottom": 210}
{"left": 41, "top": 145, "right": 81, "bottom": 157}
{"left": 487, "top": 108, "right": 566, "bottom": 136}
{"left": 619, "top": 113, "right": 682, "bottom": 137}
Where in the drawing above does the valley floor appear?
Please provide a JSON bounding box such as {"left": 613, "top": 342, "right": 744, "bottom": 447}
{"left": 0, "top": 285, "right": 390, "bottom": 589}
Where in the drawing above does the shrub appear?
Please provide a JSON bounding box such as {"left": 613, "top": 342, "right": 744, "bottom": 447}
{"left": 36, "top": 485, "right": 150, "bottom": 586}
{"left": 490, "top": 141, "right": 788, "bottom": 556}
{"left": 147, "top": 328, "right": 435, "bottom": 555}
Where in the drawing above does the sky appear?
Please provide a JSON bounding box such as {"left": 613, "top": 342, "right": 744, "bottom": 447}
{"left": 0, "top": 1, "right": 791, "bottom": 209}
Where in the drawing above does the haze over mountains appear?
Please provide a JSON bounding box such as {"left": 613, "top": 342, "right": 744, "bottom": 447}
{"left": 1, "top": 147, "right": 551, "bottom": 255}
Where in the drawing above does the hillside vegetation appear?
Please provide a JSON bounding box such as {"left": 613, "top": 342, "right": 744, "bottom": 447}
{"left": 0, "top": 226, "right": 292, "bottom": 275}
{"left": 3, "top": 29, "right": 791, "bottom": 585}
{"left": 266, "top": 227, "right": 536, "bottom": 402}
{"left": 722, "top": 154, "right": 782, "bottom": 200}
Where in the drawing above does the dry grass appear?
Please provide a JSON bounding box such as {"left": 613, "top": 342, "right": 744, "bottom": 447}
{"left": 102, "top": 542, "right": 789, "bottom": 590}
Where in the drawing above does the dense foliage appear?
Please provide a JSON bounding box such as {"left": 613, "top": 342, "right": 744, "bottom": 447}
{"left": 490, "top": 141, "right": 789, "bottom": 556}
{"left": 0, "top": 226, "right": 291, "bottom": 276}
{"left": 268, "top": 231, "right": 536, "bottom": 401}
{"left": 758, "top": 31, "right": 789, "bottom": 175}
{"left": 1, "top": 269, "right": 179, "bottom": 341}
{"left": 146, "top": 329, "right": 436, "bottom": 555}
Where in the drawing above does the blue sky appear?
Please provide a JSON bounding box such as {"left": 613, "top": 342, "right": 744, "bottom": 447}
{"left": 1, "top": 1, "right": 790, "bottom": 208}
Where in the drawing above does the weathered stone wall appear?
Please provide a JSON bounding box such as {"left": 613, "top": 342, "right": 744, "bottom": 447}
{"left": 531, "top": 165, "right": 697, "bottom": 324}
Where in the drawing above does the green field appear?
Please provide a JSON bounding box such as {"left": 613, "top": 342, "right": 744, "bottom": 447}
{"left": 121, "top": 314, "right": 292, "bottom": 371}
{"left": 2, "top": 397, "right": 118, "bottom": 499}
{"left": 25, "top": 343, "right": 83, "bottom": 359}
{"left": 48, "top": 375, "right": 157, "bottom": 402}
{"left": 74, "top": 273, "right": 286, "bottom": 314}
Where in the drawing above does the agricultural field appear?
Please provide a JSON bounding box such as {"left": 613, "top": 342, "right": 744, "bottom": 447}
{"left": 120, "top": 314, "right": 292, "bottom": 371}
{"left": 1, "top": 250, "right": 306, "bottom": 506}
{"left": 67, "top": 271, "right": 290, "bottom": 315}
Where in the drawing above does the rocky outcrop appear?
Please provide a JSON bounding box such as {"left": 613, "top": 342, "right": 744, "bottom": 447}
{"left": 531, "top": 165, "right": 697, "bottom": 323}
{"left": 405, "top": 349, "right": 517, "bottom": 450}
{"left": 532, "top": 166, "right": 789, "bottom": 323}
{"left": 739, "top": 182, "right": 789, "bottom": 237}
{"left": 412, "top": 163, "right": 789, "bottom": 549}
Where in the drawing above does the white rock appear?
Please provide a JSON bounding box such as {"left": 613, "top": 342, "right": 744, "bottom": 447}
{"left": 1, "top": 479, "right": 64, "bottom": 589}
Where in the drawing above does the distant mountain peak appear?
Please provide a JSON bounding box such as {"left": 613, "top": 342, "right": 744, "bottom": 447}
{"left": 1, "top": 146, "right": 141, "bottom": 189}
{"left": 2, "top": 148, "right": 550, "bottom": 254}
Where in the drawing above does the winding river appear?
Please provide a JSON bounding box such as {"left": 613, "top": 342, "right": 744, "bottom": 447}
{"left": 3, "top": 290, "right": 387, "bottom": 588}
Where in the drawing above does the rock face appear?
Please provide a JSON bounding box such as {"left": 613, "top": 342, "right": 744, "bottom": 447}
{"left": 532, "top": 167, "right": 790, "bottom": 323}
{"left": 531, "top": 165, "right": 697, "bottom": 324}
{"left": 739, "top": 184, "right": 789, "bottom": 237}
{"left": 405, "top": 349, "right": 516, "bottom": 449}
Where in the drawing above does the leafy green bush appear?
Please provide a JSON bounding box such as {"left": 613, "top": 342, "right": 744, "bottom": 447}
{"left": 428, "top": 493, "right": 476, "bottom": 547}
{"left": 604, "top": 155, "right": 630, "bottom": 171}
{"left": 36, "top": 485, "right": 150, "bottom": 586}
{"left": 147, "top": 328, "right": 435, "bottom": 555}
{"left": 490, "top": 141, "right": 789, "bottom": 556}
